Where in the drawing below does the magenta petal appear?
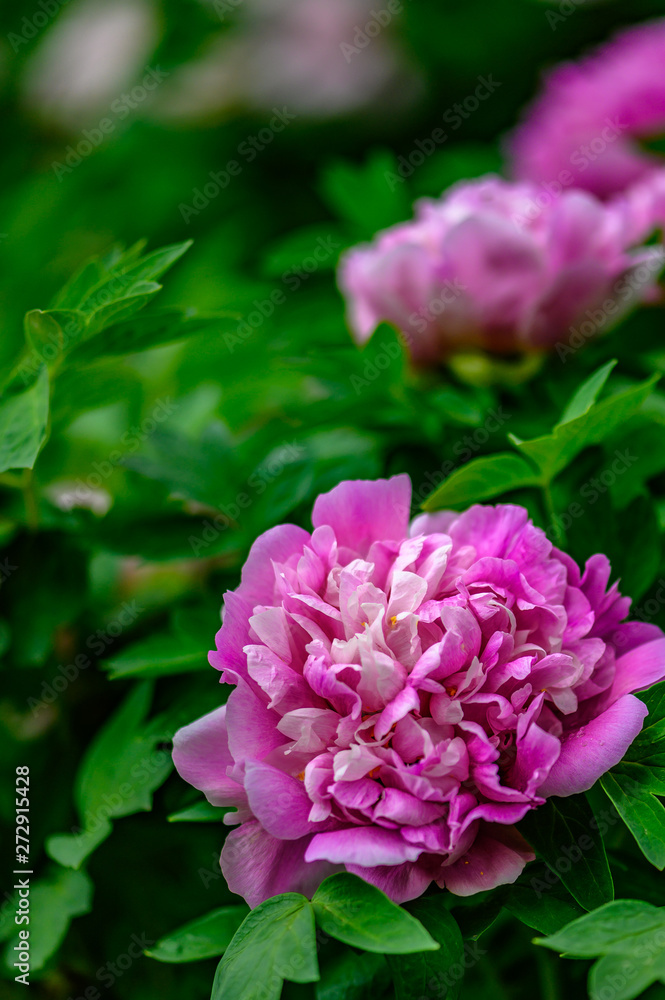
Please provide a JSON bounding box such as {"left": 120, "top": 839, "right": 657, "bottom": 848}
{"left": 511, "top": 720, "right": 561, "bottom": 798}
{"left": 312, "top": 475, "right": 412, "bottom": 557}
{"left": 244, "top": 761, "right": 322, "bottom": 839}
{"left": 212, "top": 526, "right": 310, "bottom": 678}
{"left": 172, "top": 706, "right": 245, "bottom": 808}
{"left": 608, "top": 637, "right": 665, "bottom": 702}
{"left": 211, "top": 590, "right": 255, "bottom": 679}
{"left": 539, "top": 694, "right": 649, "bottom": 797}
{"left": 612, "top": 621, "right": 665, "bottom": 655}
{"left": 373, "top": 787, "right": 443, "bottom": 827}
{"left": 346, "top": 861, "right": 433, "bottom": 903}
{"left": 442, "top": 826, "right": 534, "bottom": 896}
{"left": 238, "top": 523, "right": 311, "bottom": 607}
{"left": 305, "top": 827, "right": 423, "bottom": 867}
{"left": 221, "top": 821, "right": 336, "bottom": 907}
{"left": 375, "top": 686, "right": 420, "bottom": 741}
{"left": 225, "top": 681, "right": 285, "bottom": 764}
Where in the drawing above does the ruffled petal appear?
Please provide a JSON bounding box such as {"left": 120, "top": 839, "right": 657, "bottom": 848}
{"left": 346, "top": 861, "right": 433, "bottom": 903}
{"left": 607, "top": 637, "right": 665, "bottom": 702}
{"left": 221, "top": 821, "right": 335, "bottom": 907}
{"left": 172, "top": 706, "right": 245, "bottom": 809}
{"left": 539, "top": 694, "right": 648, "bottom": 796}
{"left": 305, "top": 827, "right": 423, "bottom": 867}
{"left": 312, "top": 475, "right": 412, "bottom": 557}
{"left": 225, "top": 681, "right": 285, "bottom": 764}
{"left": 244, "top": 761, "right": 324, "bottom": 839}
{"left": 441, "top": 826, "right": 534, "bottom": 896}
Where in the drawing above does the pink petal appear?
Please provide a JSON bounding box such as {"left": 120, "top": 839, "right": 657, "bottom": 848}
{"left": 172, "top": 706, "right": 245, "bottom": 809}
{"left": 346, "top": 861, "right": 434, "bottom": 903}
{"left": 374, "top": 686, "right": 420, "bottom": 741}
{"left": 244, "top": 761, "right": 323, "bottom": 839}
{"left": 312, "top": 475, "right": 412, "bottom": 557}
{"left": 210, "top": 591, "right": 255, "bottom": 679}
{"left": 442, "top": 826, "right": 534, "bottom": 896}
{"left": 373, "top": 787, "right": 444, "bottom": 827}
{"left": 607, "top": 637, "right": 665, "bottom": 702}
{"left": 511, "top": 719, "right": 562, "bottom": 799}
{"left": 238, "top": 524, "right": 311, "bottom": 608}
{"left": 539, "top": 694, "right": 649, "bottom": 797}
{"left": 221, "top": 821, "right": 335, "bottom": 907}
{"left": 225, "top": 681, "right": 285, "bottom": 764}
{"left": 305, "top": 827, "right": 423, "bottom": 867}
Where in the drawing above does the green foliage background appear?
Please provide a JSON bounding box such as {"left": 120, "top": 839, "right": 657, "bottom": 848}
{"left": 3, "top": 1, "right": 665, "bottom": 998}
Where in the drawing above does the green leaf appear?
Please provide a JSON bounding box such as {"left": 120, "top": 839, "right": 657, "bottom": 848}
{"left": 76, "top": 241, "right": 192, "bottom": 316}
{"left": 536, "top": 900, "right": 665, "bottom": 957}
{"left": 45, "top": 683, "right": 173, "bottom": 868}
{"left": 558, "top": 360, "right": 617, "bottom": 425}
{"left": 24, "top": 309, "right": 64, "bottom": 356}
{"left": 610, "top": 424, "right": 665, "bottom": 509}
{"left": 536, "top": 899, "right": 665, "bottom": 999}
{"left": 0, "top": 365, "right": 49, "bottom": 473}
{"left": 315, "top": 950, "right": 389, "bottom": 1000}
{"left": 115, "top": 240, "right": 193, "bottom": 285}
{"left": 2, "top": 869, "right": 92, "bottom": 975}
{"left": 387, "top": 899, "right": 465, "bottom": 1000}
{"left": 600, "top": 681, "right": 665, "bottom": 868}
{"left": 504, "top": 864, "right": 585, "bottom": 935}
{"left": 601, "top": 770, "right": 665, "bottom": 870}
{"left": 167, "top": 800, "right": 229, "bottom": 823}
{"left": 102, "top": 630, "right": 208, "bottom": 680}
{"left": 630, "top": 681, "right": 665, "bottom": 768}
{"left": 589, "top": 952, "right": 661, "bottom": 1000}
{"left": 46, "top": 826, "right": 110, "bottom": 870}
{"left": 52, "top": 240, "right": 146, "bottom": 310}
{"left": 23, "top": 309, "right": 88, "bottom": 363}
{"left": 447, "top": 890, "right": 504, "bottom": 940}
{"left": 120, "top": 422, "right": 239, "bottom": 511}
{"left": 312, "top": 873, "right": 439, "bottom": 955}
{"left": 517, "top": 794, "right": 614, "bottom": 911}
{"left": 320, "top": 152, "right": 411, "bottom": 237}
{"left": 84, "top": 285, "right": 162, "bottom": 336}
{"left": 146, "top": 906, "right": 249, "bottom": 963}
{"left": 46, "top": 241, "right": 193, "bottom": 361}
{"left": 614, "top": 497, "right": 661, "bottom": 600}
{"left": 262, "top": 225, "right": 349, "bottom": 278}
{"left": 510, "top": 375, "right": 658, "bottom": 482}
{"left": 422, "top": 453, "right": 540, "bottom": 511}
{"left": 68, "top": 308, "right": 237, "bottom": 361}
{"left": 211, "top": 894, "right": 319, "bottom": 1000}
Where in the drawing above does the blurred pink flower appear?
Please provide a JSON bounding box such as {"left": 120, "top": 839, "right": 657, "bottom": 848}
{"left": 337, "top": 176, "right": 662, "bottom": 363}
{"left": 509, "top": 19, "right": 665, "bottom": 201}
{"left": 173, "top": 476, "right": 665, "bottom": 906}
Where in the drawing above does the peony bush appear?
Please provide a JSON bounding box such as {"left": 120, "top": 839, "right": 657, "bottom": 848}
{"left": 9, "top": 7, "right": 665, "bottom": 1000}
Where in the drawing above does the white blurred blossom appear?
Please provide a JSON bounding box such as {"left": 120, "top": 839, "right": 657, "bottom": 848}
{"left": 156, "top": 0, "right": 419, "bottom": 124}
{"left": 22, "top": 0, "right": 159, "bottom": 131}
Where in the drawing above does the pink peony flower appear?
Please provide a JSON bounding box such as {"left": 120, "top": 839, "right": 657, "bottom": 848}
{"left": 337, "top": 176, "right": 662, "bottom": 362}
{"left": 509, "top": 19, "right": 665, "bottom": 201}
{"left": 173, "top": 476, "right": 665, "bottom": 906}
